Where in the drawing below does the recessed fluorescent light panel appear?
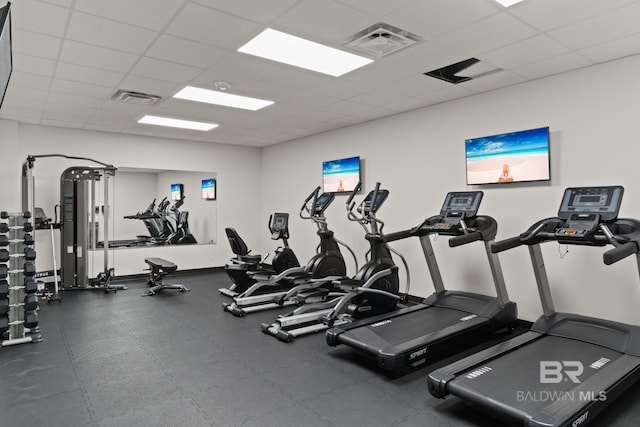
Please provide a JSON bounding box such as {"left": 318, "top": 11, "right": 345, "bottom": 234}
{"left": 494, "top": 0, "right": 524, "bottom": 6}
{"left": 174, "top": 86, "right": 273, "bottom": 111}
{"left": 138, "top": 115, "right": 218, "bottom": 131}
{"left": 238, "top": 28, "right": 374, "bottom": 77}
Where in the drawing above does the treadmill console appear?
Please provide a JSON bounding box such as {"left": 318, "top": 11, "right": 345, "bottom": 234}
{"left": 313, "top": 192, "right": 335, "bottom": 216}
{"left": 556, "top": 186, "right": 624, "bottom": 237}
{"left": 357, "top": 189, "right": 389, "bottom": 215}
{"left": 434, "top": 191, "right": 483, "bottom": 230}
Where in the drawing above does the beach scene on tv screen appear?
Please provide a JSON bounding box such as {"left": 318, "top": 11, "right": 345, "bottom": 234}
{"left": 323, "top": 157, "right": 359, "bottom": 193}
{"left": 466, "top": 127, "right": 549, "bottom": 185}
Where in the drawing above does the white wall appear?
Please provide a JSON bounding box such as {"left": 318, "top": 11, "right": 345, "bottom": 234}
{"left": 259, "top": 54, "right": 640, "bottom": 325}
{"left": 0, "top": 123, "right": 261, "bottom": 275}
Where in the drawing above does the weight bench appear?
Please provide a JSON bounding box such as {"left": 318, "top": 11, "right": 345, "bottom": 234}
{"left": 142, "top": 257, "right": 190, "bottom": 297}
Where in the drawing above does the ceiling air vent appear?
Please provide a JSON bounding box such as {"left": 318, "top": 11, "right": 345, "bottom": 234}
{"left": 425, "top": 58, "right": 503, "bottom": 84}
{"left": 112, "top": 90, "right": 162, "bottom": 105}
{"left": 344, "top": 23, "right": 422, "bottom": 58}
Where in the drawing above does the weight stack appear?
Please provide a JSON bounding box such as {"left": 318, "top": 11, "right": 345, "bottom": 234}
{"left": 0, "top": 211, "right": 42, "bottom": 347}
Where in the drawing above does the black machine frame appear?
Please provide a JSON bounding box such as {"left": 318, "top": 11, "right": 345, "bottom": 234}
{"left": 428, "top": 186, "right": 640, "bottom": 427}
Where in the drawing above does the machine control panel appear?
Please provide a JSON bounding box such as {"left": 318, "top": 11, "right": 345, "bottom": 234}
{"left": 358, "top": 189, "right": 389, "bottom": 215}
{"left": 313, "top": 192, "right": 336, "bottom": 216}
{"left": 440, "top": 191, "right": 483, "bottom": 218}
{"left": 558, "top": 186, "right": 623, "bottom": 221}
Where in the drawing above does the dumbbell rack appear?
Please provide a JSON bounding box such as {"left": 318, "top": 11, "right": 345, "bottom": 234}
{"left": 1, "top": 211, "right": 42, "bottom": 347}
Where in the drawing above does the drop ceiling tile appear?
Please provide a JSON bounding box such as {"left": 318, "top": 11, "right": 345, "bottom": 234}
{"left": 384, "top": 97, "right": 433, "bottom": 113}
{"left": 579, "top": 34, "right": 640, "bottom": 63}
{"left": 50, "top": 79, "right": 118, "bottom": 100}
{"left": 305, "top": 79, "right": 373, "bottom": 100}
{"left": 66, "top": 11, "right": 158, "bottom": 54}
{"left": 11, "top": 0, "right": 70, "bottom": 37}
{"left": 12, "top": 54, "right": 57, "bottom": 76}
{"left": 129, "top": 57, "right": 202, "bottom": 84}
{"left": 47, "top": 92, "right": 104, "bottom": 108}
{"left": 342, "top": 61, "right": 416, "bottom": 87}
{"left": 548, "top": 3, "right": 640, "bottom": 50}
{"left": 418, "top": 82, "right": 475, "bottom": 105}
{"left": 383, "top": 39, "right": 472, "bottom": 79}
{"left": 12, "top": 29, "right": 61, "bottom": 59}
{"left": 272, "top": 0, "right": 373, "bottom": 43}
{"left": 8, "top": 72, "right": 52, "bottom": 91}
{"left": 4, "top": 86, "right": 49, "bottom": 103}
{"left": 165, "top": 3, "right": 262, "bottom": 49}
{"left": 508, "top": 0, "right": 635, "bottom": 32}
{"left": 59, "top": 40, "right": 139, "bottom": 73}
{"left": 41, "top": 0, "right": 73, "bottom": 7}
{"left": 146, "top": 35, "right": 228, "bottom": 69}
{"left": 41, "top": 117, "right": 87, "bottom": 129}
{"left": 436, "top": 12, "right": 538, "bottom": 56}
{"left": 335, "top": 0, "right": 415, "bottom": 17}
{"left": 512, "top": 52, "right": 594, "bottom": 80}
{"left": 55, "top": 62, "right": 125, "bottom": 87}
{"left": 381, "top": 0, "right": 499, "bottom": 39}
{"left": 479, "top": 35, "right": 570, "bottom": 69}
{"left": 320, "top": 99, "right": 372, "bottom": 115}
{"left": 74, "top": 0, "right": 183, "bottom": 31}
{"left": 191, "top": 0, "right": 301, "bottom": 24}
{"left": 459, "top": 70, "right": 526, "bottom": 93}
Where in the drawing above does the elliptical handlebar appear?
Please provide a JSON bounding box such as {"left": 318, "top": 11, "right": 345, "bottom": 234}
{"left": 300, "top": 186, "right": 321, "bottom": 220}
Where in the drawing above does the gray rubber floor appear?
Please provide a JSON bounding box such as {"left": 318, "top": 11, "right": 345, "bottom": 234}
{"left": 1, "top": 270, "right": 639, "bottom": 427}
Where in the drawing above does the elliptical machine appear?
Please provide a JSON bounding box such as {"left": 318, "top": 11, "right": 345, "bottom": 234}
{"left": 220, "top": 212, "right": 300, "bottom": 297}
{"left": 222, "top": 187, "right": 357, "bottom": 316}
{"left": 261, "top": 182, "right": 410, "bottom": 342}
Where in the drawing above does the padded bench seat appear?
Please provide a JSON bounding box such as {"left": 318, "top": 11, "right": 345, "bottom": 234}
{"left": 142, "top": 257, "right": 189, "bottom": 297}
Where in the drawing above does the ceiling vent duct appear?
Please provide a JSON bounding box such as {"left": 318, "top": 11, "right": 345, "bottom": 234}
{"left": 112, "top": 90, "right": 162, "bottom": 105}
{"left": 344, "top": 22, "right": 422, "bottom": 58}
{"left": 425, "top": 58, "right": 503, "bottom": 84}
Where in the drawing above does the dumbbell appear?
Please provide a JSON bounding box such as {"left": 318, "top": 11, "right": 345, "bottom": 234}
{"left": 0, "top": 211, "right": 31, "bottom": 219}
{"left": 24, "top": 310, "right": 38, "bottom": 329}
{"left": 24, "top": 278, "right": 37, "bottom": 293}
{"left": 0, "top": 234, "right": 35, "bottom": 246}
{"left": 0, "top": 279, "right": 7, "bottom": 297}
{"left": 24, "top": 293, "right": 38, "bottom": 311}
{"left": 0, "top": 248, "right": 36, "bottom": 262}
{"left": 0, "top": 262, "right": 36, "bottom": 278}
{"left": 0, "top": 222, "right": 33, "bottom": 233}
{"left": 0, "top": 298, "right": 8, "bottom": 314}
{"left": 0, "top": 314, "right": 8, "bottom": 333}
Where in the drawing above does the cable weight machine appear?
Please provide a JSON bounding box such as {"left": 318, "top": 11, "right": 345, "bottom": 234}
{"left": 22, "top": 154, "right": 127, "bottom": 298}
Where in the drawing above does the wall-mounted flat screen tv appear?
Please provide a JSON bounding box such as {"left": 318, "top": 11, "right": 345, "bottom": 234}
{"left": 465, "top": 126, "right": 550, "bottom": 185}
{"left": 170, "top": 183, "right": 183, "bottom": 201}
{"left": 0, "top": 2, "right": 13, "bottom": 110}
{"left": 322, "top": 156, "right": 360, "bottom": 193}
{"left": 201, "top": 178, "right": 216, "bottom": 200}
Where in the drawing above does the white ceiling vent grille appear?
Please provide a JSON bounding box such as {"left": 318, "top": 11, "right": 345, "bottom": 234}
{"left": 344, "top": 23, "right": 422, "bottom": 58}
{"left": 112, "top": 90, "right": 162, "bottom": 105}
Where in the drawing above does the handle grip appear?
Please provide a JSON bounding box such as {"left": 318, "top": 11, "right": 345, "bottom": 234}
{"left": 491, "top": 236, "right": 523, "bottom": 253}
{"left": 449, "top": 231, "right": 482, "bottom": 247}
{"left": 301, "top": 186, "right": 321, "bottom": 210}
{"left": 603, "top": 241, "right": 638, "bottom": 265}
{"left": 346, "top": 181, "right": 361, "bottom": 207}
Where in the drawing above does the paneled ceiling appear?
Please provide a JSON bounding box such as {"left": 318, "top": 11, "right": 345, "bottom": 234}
{"left": 2, "top": 0, "right": 640, "bottom": 147}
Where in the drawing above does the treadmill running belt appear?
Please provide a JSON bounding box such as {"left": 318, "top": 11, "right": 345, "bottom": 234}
{"left": 450, "top": 335, "right": 622, "bottom": 415}
{"left": 346, "top": 306, "right": 475, "bottom": 345}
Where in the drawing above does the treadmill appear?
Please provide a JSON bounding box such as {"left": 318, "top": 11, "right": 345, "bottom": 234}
{"left": 327, "top": 191, "right": 517, "bottom": 370}
{"left": 428, "top": 186, "right": 640, "bottom": 427}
